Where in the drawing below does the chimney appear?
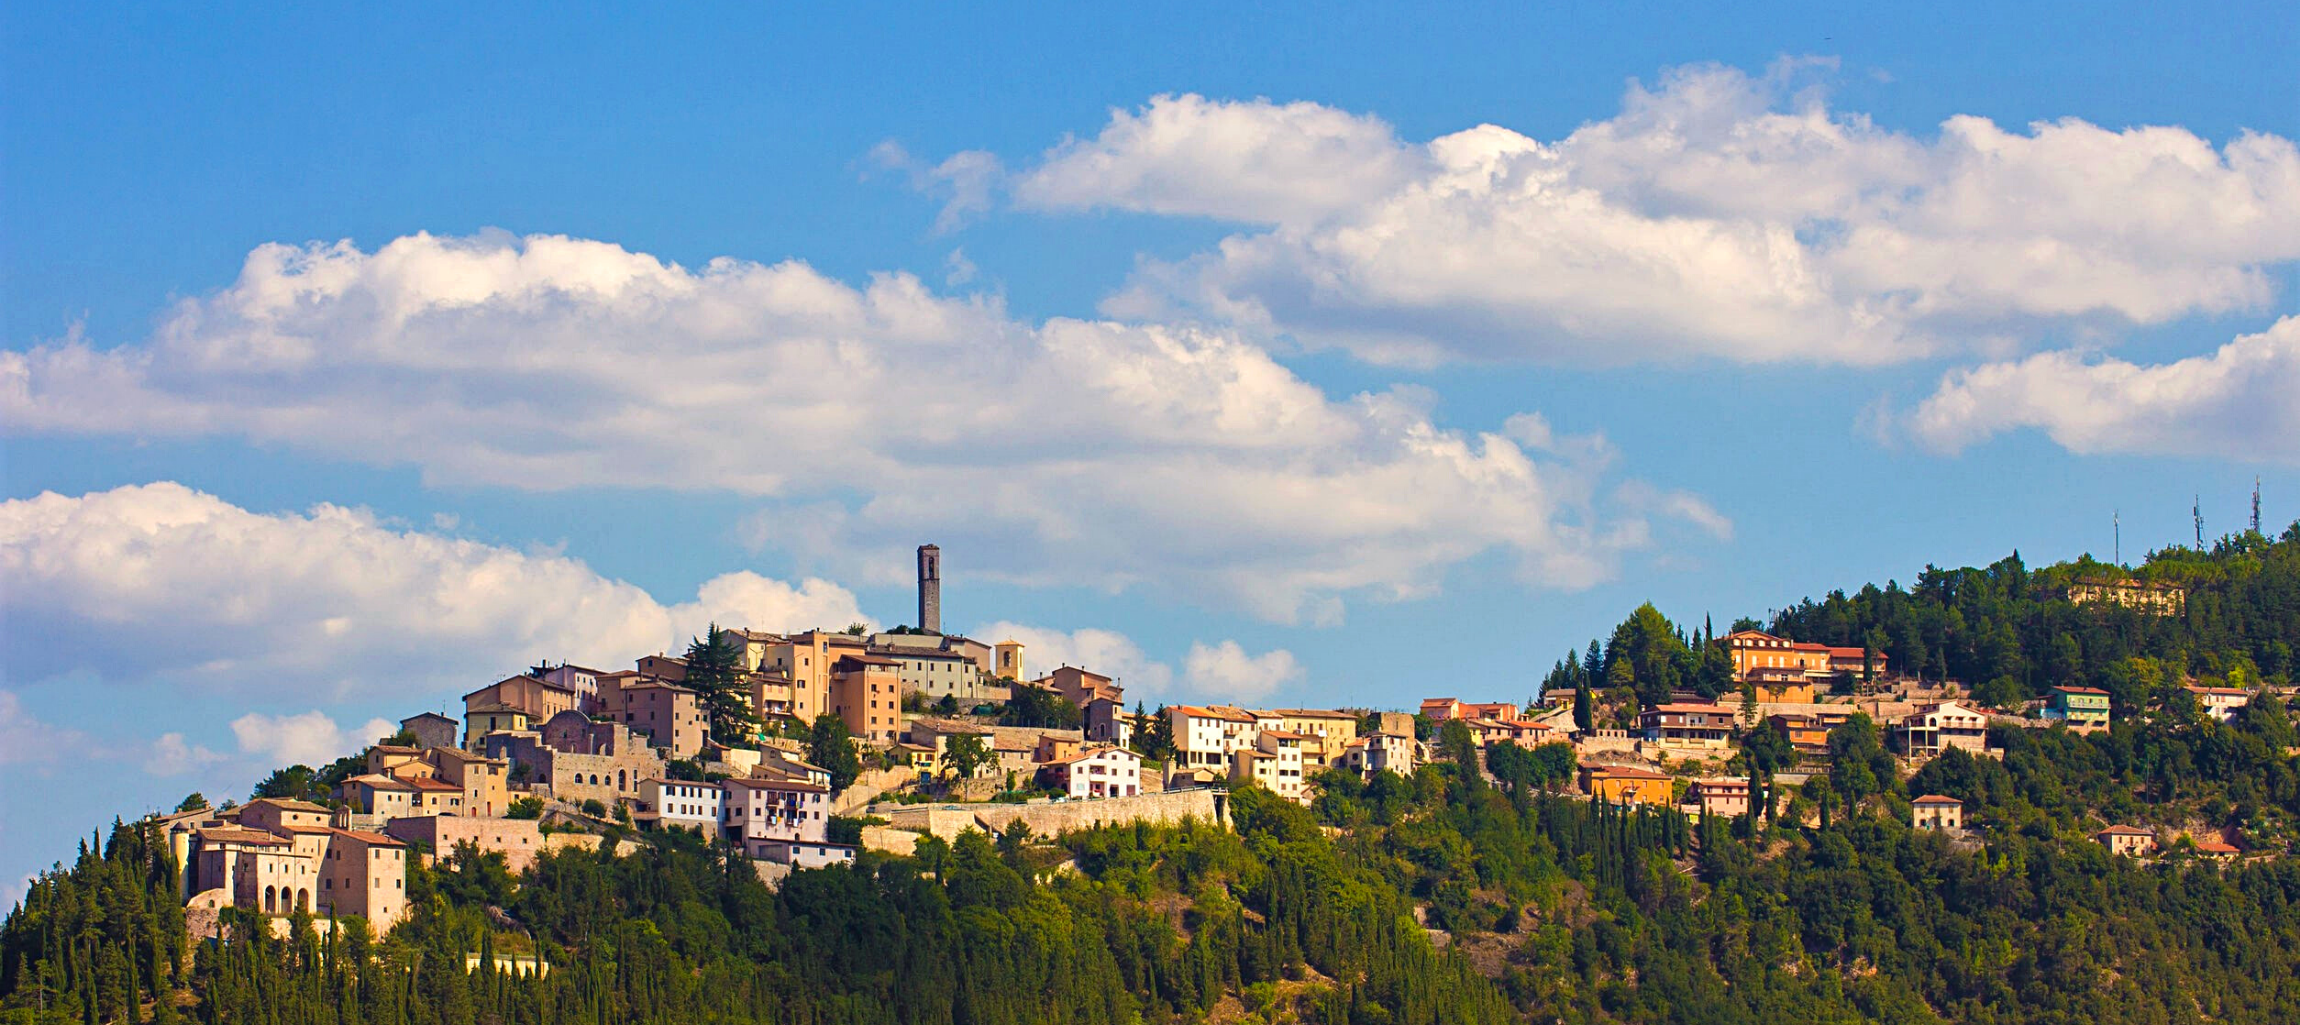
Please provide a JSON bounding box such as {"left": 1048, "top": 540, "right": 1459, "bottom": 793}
{"left": 917, "top": 544, "right": 941, "bottom": 634}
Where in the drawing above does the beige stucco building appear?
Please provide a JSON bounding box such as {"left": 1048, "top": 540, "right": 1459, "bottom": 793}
{"left": 180, "top": 798, "right": 411, "bottom": 934}
{"left": 1911, "top": 795, "right": 1964, "bottom": 831}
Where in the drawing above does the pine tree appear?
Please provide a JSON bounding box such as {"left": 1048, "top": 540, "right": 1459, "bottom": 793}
{"left": 682, "top": 623, "right": 757, "bottom": 745}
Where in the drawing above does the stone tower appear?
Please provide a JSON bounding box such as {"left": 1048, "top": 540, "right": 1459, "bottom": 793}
{"left": 917, "top": 544, "right": 942, "bottom": 634}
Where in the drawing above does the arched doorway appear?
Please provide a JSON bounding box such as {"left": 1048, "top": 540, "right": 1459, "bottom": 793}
{"left": 263, "top": 886, "right": 277, "bottom": 913}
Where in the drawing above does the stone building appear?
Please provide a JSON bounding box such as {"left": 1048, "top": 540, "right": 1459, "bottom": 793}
{"left": 178, "top": 798, "right": 410, "bottom": 934}
{"left": 917, "top": 544, "right": 942, "bottom": 634}
{"left": 485, "top": 711, "right": 665, "bottom": 808}
{"left": 462, "top": 674, "right": 579, "bottom": 745}
{"left": 399, "top": 712, "right": 460, "bottom": 751}
{"left": 601, "top": 675, "right": 707, "bottom": 759}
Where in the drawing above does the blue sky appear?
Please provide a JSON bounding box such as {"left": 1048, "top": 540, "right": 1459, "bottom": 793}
{"left": 5, "top": 2, "right": 2298, "bottom": 899}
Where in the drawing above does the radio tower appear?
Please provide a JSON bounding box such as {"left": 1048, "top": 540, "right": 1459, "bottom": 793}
{"left": 2194, "top": 495, "right": 2204, "bottom": 548}
{"left": 2114, "top": 510, "right": 2121, "bottom": 565}
{"left": 2253, "top": 477, "right": 2263, "bottom": 535}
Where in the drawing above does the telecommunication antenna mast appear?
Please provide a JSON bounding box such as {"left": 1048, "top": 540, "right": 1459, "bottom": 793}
{"left": 2114, "top": 511, "right": 2120, "bottom": 565}
{"left": 2254, "top": 477, "right": 2263, "bottom": 535}
{"left": 2195, "top": 495, "right": 2204, "bottom": 547}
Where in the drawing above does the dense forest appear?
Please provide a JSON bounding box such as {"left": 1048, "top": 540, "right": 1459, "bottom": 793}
{"left": 1544, "top": 524, "right": 2300, "bottom": 711}
{"left": 12, "top": 527, "right": 2300, "bottom": 1023}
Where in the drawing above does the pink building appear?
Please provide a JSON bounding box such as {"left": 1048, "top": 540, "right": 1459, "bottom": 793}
{"left": 721, "top": 776, "right": 832, "bottom": 858}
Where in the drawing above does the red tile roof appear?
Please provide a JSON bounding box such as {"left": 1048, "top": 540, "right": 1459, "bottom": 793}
{"left": 248, "top": 797, "right": 332, "bottom": 813}
{"left": 329, "top": 828, "right": 407, "bottom": 847}
{"left": 195, "top": 826, "right": 289, "bottom": 846}
{"left": 1913, "top": 794, "right": 1962, "bottom": 805}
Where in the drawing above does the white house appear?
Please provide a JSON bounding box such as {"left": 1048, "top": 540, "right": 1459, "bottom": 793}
{"left": 1894, "top": 701, "right": 1993, "bottom": 758}
{"left": 1043, "top": 745, "right": 1141, "bottom": 799}
{"left": 1234, "top": 730, "right": 1308, "bottom": 802}
{"left": 1169, "top": 705, "right": 1262, "bottom": 769}
{"left": 752, "top": 840, "right": 857, "bottom": 869}
{"left": 2187, "top": 686, "right": 2253, "bottom": 723}
{"left": 641, "top": 778, "right": 723, "bottom": 833}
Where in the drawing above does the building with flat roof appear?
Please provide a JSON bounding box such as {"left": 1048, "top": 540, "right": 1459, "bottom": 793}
{"left": 2044, "top": 687, "right": 2111, "bottom": 731}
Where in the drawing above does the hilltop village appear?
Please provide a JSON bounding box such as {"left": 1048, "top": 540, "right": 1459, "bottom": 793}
{"left": 154, "top": 547, "right": 2264, "bottom": 938}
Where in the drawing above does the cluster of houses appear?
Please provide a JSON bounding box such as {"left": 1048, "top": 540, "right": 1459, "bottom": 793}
{"left": 155, "top": 560, "right": 2268, "bottom": 936}
{"left": 1437, "top": 628, "right": 2270, "bottom": 850}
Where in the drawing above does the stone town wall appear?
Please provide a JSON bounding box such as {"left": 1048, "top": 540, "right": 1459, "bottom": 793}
{"left": 871, "top": 788, "right": 1227, "bottom": 842}
{"left": 859, "top": 825, "right": 929, "bottom": 856}
{"left": 386, "top": 816, "right": 563, "bottom": 874}
{"left": 831, "top": 765, "right": 916, "bottom": 814}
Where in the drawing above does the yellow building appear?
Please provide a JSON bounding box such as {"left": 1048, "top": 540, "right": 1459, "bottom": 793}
{"left": 1270, "top": 708, "right": 1360, "bottom": 767}
{"left": 1580, "top": 765, "right": 1673, "bottom": 805}
{"left": 994, "top": 639, "right": 1025, "bottom": 681}
{"left": 744, "top": 629, "right": 872, "bottom": 724}
{"left": 1749, "top": 679, "right": 1817, "bottom": 704}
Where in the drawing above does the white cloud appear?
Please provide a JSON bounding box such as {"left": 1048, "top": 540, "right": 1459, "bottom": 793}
{"left": 1, "top": 232, "right": 1713, "bottom": 622}
{"left": 1015, "top": 92, "right": 1422, "bottom": 226}
{"left": 0, "top": 691, "right": 85, "bottom": 767}
{"left": 144, "top": 733, "right": 231, "bottom": 777}
{"left": 1010, "top": 62, "right": 2300, "bottom": 367}
{"left": 1905, "top": 316, "right": 2300, "bottom": 460}
{"left": 870, "top": 141, "right": 1003, "bottom": 232}
{"left": 1183, "top": 641, "right": 1303, "bottom": 702}
{"left": 0, "top": 482, "right": 869, "bottom": 699}
{"left": 972, "top": 621, "right": 1175, "bottom": 696}
{"left": 972, "top": 622, "right": 1305, "bottom": 704}
{"left": 232, "top": 711, "right": 396, "bottom": 769}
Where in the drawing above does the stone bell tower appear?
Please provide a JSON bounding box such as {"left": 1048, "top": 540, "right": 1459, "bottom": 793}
{"left": 916, "top": 544, "right": 941, "bottom": 634}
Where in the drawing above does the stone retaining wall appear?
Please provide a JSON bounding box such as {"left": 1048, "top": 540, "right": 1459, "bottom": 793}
{"left": 870, "top": 787, "right": 1228, "bottom": 842}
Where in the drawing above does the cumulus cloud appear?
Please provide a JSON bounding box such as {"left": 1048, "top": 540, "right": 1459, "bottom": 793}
{"left": 1182, "top": 641, "right": 1304, "bottom": 702}
{"left": 0, "top": 482, "right": 869, "bottom": 699}
{"left": 144, "top": 733, "right": 231, "bottom": 777}
{"left": 870, "top": 141, "right": 1004, "bottom": 232}
{"left": 0, "top": 692, "right": 85, "bottom": 767}
{"left": 1, "top": 232, "right": 1712, "bottom": 622}
{"left": 972, "top": 621, "right": 1176, "bottom": 696}
{"left": 1905, "top": 316, "right": 2300, "bottom": 460}
{"left": 232, "top": 711, "right": 396, "bottom": 769}
{"left": 1009, "top": 62, "right": 2300, "bottom": 366}
{"left": 972, "top": 621, "right": 1306, "bottom": 703}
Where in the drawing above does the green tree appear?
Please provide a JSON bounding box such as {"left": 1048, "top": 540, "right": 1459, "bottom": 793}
{"left": 1572, "top": 685, "right": 1593, "bottom": 732}
{"left": 683, "top": 623, "right": 758, "bottom": 744}
{"left": 999, "top": 685, "right": 1083, "bottom": 729}
{"left": 944, "top": 733, "right": 993, "bottom": 780}
{"left": 250, "top": 765, "right": 328, "bottom": 803}
{"left": 173, "top": 793, "right": 208, "bottom": 813}
{"left": 807, "top": 713, "right": 864, "bottom": 792}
